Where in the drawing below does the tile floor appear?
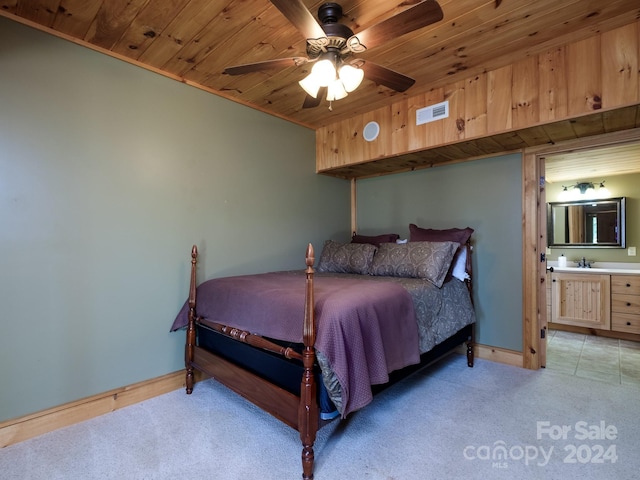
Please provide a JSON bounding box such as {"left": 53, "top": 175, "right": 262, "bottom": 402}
{"left": 546, "top": 329, "right": 640, "bottom": 386}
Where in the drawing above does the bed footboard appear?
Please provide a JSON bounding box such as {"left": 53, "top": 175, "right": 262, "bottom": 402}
{"left": 184, "top": 244, "right": 320, "bottom": 480}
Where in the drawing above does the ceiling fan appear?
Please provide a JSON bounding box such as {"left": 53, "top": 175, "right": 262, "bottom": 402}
{"left": 223, "top": 0, "right": 444, "bottom": 109}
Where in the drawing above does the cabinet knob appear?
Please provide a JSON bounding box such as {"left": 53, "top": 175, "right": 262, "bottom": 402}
{"left": 627, "top": 302, "right": 632, "bottom": 306}
{"left": 627, "top": 322, "right": 632, "bottom": 326}
{"left": 627, "top": 283, "right": 631, "bottom": 287}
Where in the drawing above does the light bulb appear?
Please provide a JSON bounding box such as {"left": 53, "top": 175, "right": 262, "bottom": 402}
{"left": 597, "top": 183, "right": 611, "bottom": 198}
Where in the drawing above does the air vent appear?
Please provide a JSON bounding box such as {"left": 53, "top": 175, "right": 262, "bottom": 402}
{"left": 416, "top": 100, "right": 449, "bottom": 125}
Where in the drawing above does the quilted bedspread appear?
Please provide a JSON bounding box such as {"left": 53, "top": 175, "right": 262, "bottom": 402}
{"left": 172, "top": 271, "right": 422, "bottom": 417}
{"left": 313, "top": 272, "right": 476, "bottom": 413}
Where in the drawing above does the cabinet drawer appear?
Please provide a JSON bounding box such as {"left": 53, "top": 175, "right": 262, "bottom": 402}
{"left": 612, "top": 313, "right": 640, "bottom": 334}
{"left": 611, "top": 275, "right": 640, "bottom": 295}
{"left": 611, "top": 294, "right": 640, "bottom": 315}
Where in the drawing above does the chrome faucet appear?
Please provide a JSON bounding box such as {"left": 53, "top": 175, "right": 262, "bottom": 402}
{"left": 577, "top": 257, "right": 592, "bottom": 268}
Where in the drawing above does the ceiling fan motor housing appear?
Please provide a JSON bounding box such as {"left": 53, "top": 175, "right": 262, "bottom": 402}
{"left": 307, "top": 2, "right": 355, "bottom": 58}
{"left": 318, "top": 3, "right": 343, "bottom": 24}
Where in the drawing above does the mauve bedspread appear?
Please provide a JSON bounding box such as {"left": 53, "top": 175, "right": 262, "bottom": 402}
{"left": 172, "top": 271, "right": 421, "bottom": 417}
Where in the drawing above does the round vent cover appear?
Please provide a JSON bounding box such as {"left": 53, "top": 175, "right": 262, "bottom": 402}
{"left": 363, "top": 121, "right": 380, "bottom": 142}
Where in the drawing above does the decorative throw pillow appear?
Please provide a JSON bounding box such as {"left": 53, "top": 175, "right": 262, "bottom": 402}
{"left": 408, "top": 224, "right": 474, "bottom": 281}
{"left": 351, "top": 233, "right": 400, "bottom": 247}
{"left": 316, "top": 240, "right": 377, "bottom": 275}
{"left": 408, "top": 224, "right": 474, "bottom": 245}
{"left": 369, "top": 241, "right": 459, "bottom": 287}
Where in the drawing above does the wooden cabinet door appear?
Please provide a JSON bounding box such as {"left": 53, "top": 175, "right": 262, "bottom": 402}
{"left": 551, "top": 273, "right": 611, "bottom": 329}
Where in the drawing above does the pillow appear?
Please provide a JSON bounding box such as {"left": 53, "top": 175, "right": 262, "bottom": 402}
{"left": 409, "top": 224, "right": 474, "bottom": 282}
{"left": 316, "top": 240, "right": 377, "bottom": 275}
{"left": 351, "top": 233, "right": 400, "bottom": 247}
{"left": 450, "top": 246, "right": 469, "bottom": 281}
{"left": 408, "top": 224, "right": 474, "bottom": 246}
{"left": 369, "top": 241, "right": 459, "bottom": 287}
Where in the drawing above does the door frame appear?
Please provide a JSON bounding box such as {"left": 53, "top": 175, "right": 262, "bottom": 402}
{"left": 522, "top": 127, "right": 640, "bottom": 369}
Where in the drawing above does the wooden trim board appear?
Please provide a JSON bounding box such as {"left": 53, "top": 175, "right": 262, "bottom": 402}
{"left": 456, "top": 343, "right": 524, "bottom": 368}
{"left": 0, "top": 369, "right": 205, "bottom": 448}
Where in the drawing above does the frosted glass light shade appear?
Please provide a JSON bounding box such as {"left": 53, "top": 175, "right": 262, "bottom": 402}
{"left": 339, "top": 65, "right": 364, "bottom": 92}
{"left": 298, "top": 73, "right": 321, "bottom": 98}
{"left": 326, "top": 79, "right": 348, "bottom": 101}
{"left": 311, "top": 59, "right": 336, "bottom": 87}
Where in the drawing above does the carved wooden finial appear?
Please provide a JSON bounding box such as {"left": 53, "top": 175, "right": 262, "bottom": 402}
{"left": 191, "top": 245, "right": 198, "bottom": 261}
{"left": 305, "top": 243, "right": 315, "bottom": 268}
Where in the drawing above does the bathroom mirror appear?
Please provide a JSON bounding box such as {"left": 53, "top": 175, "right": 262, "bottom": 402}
{"left": 547, "top": 197, "right": 626, "bottom": 248}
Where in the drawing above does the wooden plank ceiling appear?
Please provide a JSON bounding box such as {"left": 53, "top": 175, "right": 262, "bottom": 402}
{"left": 544, "top": 138, "right": 640, "bottom": 184}
{"left": 2, "top": 0, "right": 639, "bottom": 130}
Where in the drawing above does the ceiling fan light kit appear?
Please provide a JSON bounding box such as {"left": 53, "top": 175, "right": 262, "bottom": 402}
{"left": 224, "top": 0, "right": 444, "bottom": 109}
{"left": 298, "top": 51, "right": 364, "bottom": 100}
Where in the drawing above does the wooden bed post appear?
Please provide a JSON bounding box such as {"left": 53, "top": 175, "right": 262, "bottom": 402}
{"left": 185, "top": 245, "right": 198, "bottom": 394}
{"left": 299, "top": 243, "right": 319, "bottom": 480}
{"left": 464, "top": 240, "right": 475, "bottom": 368}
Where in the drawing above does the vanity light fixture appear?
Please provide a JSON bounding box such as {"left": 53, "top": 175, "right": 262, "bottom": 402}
{"left": 560, "top": 180, "right": 610, "bottom": 200}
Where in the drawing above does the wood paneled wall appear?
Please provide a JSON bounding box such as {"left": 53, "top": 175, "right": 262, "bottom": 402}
{"left": 316, "top": 21, "right": 640, "bottom": 173}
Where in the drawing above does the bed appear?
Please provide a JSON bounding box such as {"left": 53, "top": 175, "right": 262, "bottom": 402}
{"left": 171, "top": 225, "right": 476, "bottom": 479}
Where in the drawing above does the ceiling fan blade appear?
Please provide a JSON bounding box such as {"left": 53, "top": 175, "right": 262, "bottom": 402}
{"left": 359, "top": 61, "right": 415, "bottom": 92}
{"left": 351, "top": 0, "right": 443, "bottom": 51}
{"left": 224, "top": 57, "right": 309, "bottom": 75}
{"left": 270, "top": 0, "right": 326, "bottom": 41}
{"left": 302, "top": 87, "right": 327, "bottom": 109}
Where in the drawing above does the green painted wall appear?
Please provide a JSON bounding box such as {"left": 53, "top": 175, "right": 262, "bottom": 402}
{"left": 0, "top": 18, "right": 350, "bottom": 422}
{"left": 546, "top": 173, "right": 640, "bottom": 264}
{"left": 356, "top": 154, "right": 524, "bottom": 352}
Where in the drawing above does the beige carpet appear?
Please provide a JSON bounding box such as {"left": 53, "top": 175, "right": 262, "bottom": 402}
{"left": 1, "top": 354, "right": 639, "bottom": 479}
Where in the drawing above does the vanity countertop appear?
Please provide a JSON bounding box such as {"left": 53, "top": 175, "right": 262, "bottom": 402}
{"left": 550, "top": 264, "right": 640, "bottom": 275}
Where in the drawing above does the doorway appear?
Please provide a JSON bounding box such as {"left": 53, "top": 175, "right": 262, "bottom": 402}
{"left": 522, "top": 127, "right": 640, "bottom": 371}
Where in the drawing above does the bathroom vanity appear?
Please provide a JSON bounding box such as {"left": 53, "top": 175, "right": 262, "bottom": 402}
{"left": 548, "top": 266, "right": 640, "bottom": 339}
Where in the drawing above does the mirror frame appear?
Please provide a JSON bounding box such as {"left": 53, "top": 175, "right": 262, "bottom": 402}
{"left": 547, "top": 197, "right": 626, "bottom": 248}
